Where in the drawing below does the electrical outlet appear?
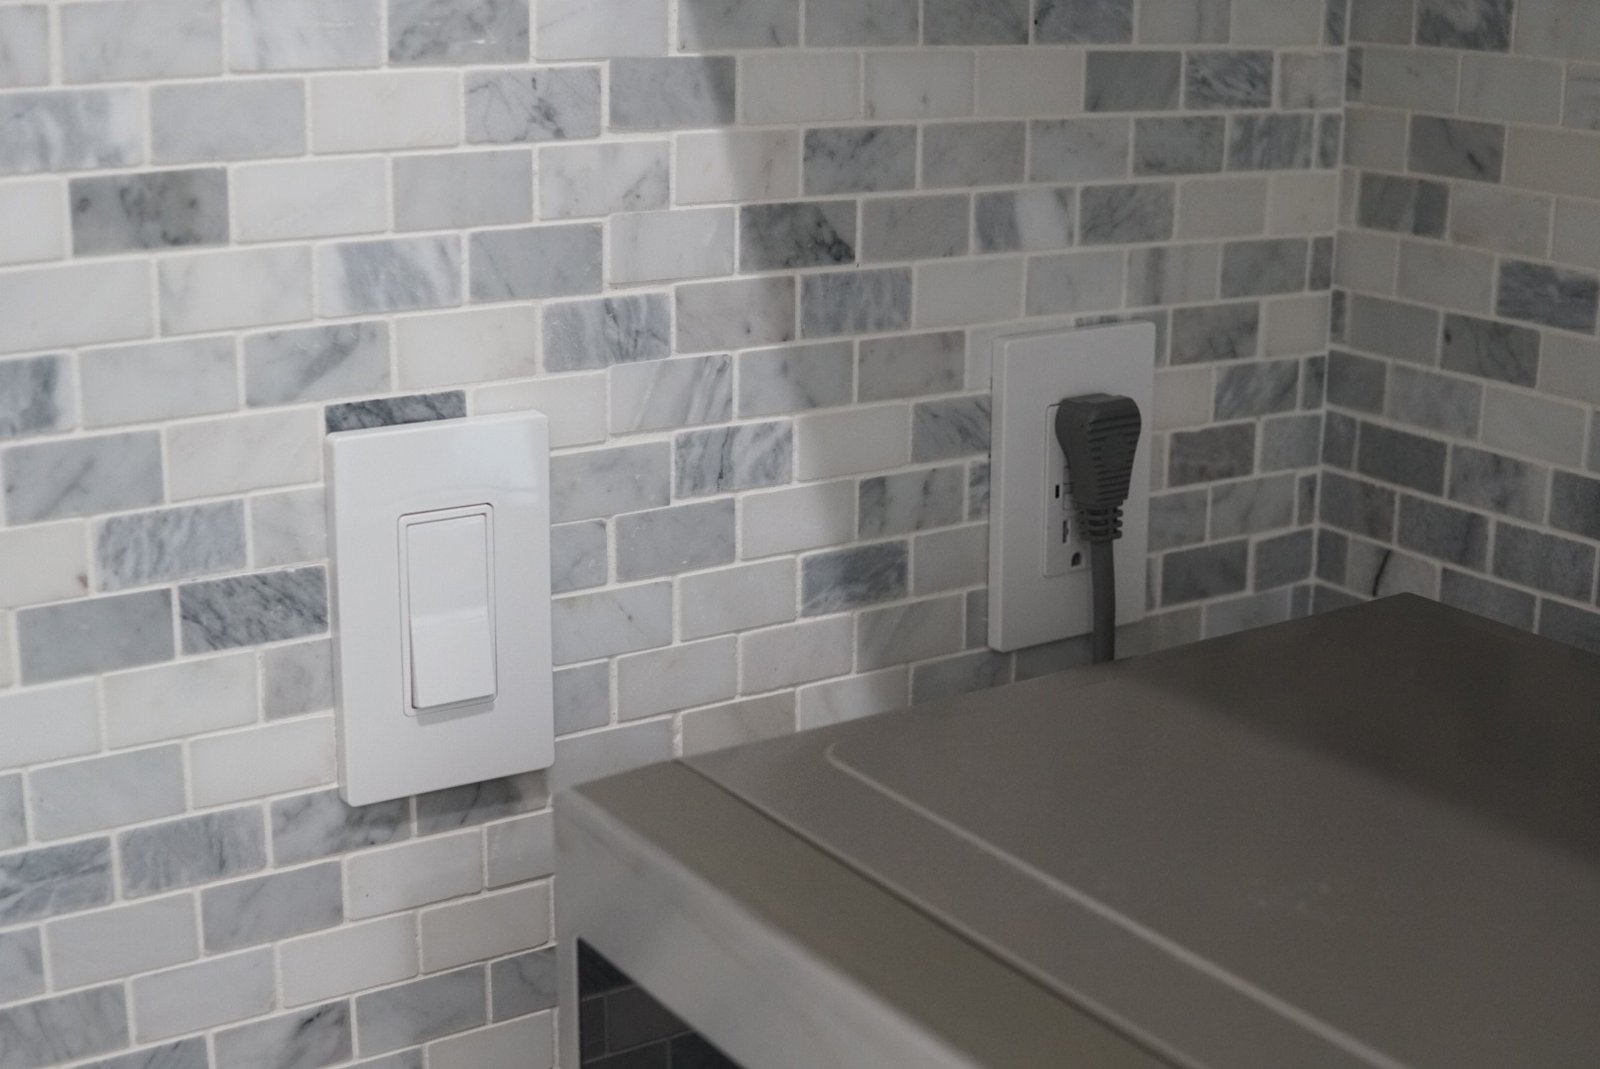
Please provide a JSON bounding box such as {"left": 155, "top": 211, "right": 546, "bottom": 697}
{"left": 988, "top": 322, "right": 1155, "bottom": 653}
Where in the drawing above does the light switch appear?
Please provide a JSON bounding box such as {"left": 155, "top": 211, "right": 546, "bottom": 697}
{"left": 403, "top": 508, "right": 496, "bottom": 713}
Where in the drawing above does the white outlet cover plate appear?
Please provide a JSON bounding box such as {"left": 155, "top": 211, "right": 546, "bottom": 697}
{"left": 988, "top": 322, "right": 1156, "bottom": 653}
{"left": 327, "top": 412, "right": 554, "bottom": 806}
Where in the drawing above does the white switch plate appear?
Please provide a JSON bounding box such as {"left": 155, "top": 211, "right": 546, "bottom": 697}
{"left": 327, "top": 413, "right": 554, "bottom": 806}
{"left": 988, "top": 322, "right": 1155, "bottom": 653}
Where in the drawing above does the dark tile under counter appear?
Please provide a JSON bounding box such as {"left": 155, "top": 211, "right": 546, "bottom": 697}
{"left": 578, "top": 942, "right": 743, "bottom": 1069}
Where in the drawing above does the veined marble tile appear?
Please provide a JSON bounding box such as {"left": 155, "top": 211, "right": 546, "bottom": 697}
{"left": 78, "top": 1039, "right": 210, "bottom": 1069}
{"left": 71, "top": 168, "right": 229, "bottom": 256}
{"left": 536, "top": 0, "right": 665, "bottom": 58}
{"left": 676, "top": 129, "right": 800, "bottom": 205}
{"left": 912, "top": 396, "right": 990, "bottom": 462}
{"left": 1025, "top": 249, "right": 1125, "bottom": 316}
{"left": 179, "top": 566, "right": 328, "bottom": 653}
{"left": 550, "top": 443, "right": 670, "bottom": 523}
{"left": 355, "top": 967, "right": 487, "bottom": 1055}
{"left": 857, "top": 594, "right": 962, "bottom": 670}
{"left": 319, "top": 236, "right": 462, "bottom": 317}
{"left": 611, "top": 354, "right": 733, "bottom": 433}
{"left": 865, "top": 51, "right": 974, "bottom": 121}
{"left": 740, "top": 201, "right": 857, "bottom": 272}
{"left": 1440, "top": 313, "right": 1539, "bottom": 387}
{"left": 245, "top": 322, "right": 390, "bottom": 407}
{"left": 611, "top": 57, "right": 735, "bottom": 131}
{"left": 544, "top": 294, "right": 670, "bottom": 372}
{"left": 61, "top": 0, "right": 221, "bottom": 83}
{"left": 738, "top": 342, "right": 854, "bottom": 417}
{"left": 616, "top": 500, "right": 735, "bottom": 581}
{"left": 272, "top": 789, "right": 409, "bottom": 865}
{"left": 677, "top": 276, "right": 796, "bottom": 352}
{"left": 1496, "top": 260, "right": 1600, "bottom": 332}
{"left": 151, "top": 80, "right": 305, "bottom": 164}
{"left": 97, "top": 502, "right": 246, "bottom": 591}
{"left": 1408, "top": 115, "right": 1505, "bottom": 182}
{"left": 1035, "top": 0, "right": 1132, "bottom": 42}
{"left": 1221, "top": 238, "right": 1308, "bottom": 298}
{"left": 0, "top": 926, "right": 41, "bottom": 1002}
{"left": 466, "top": 67, "right": 600, "bottom": 144}
{"left": 806, "top": 0, "right": 916, "bottom": 44}
{"left": 859, "top": 466, "right": 964, "bottom": 537}
{"left": 1135, "top": 115, "right": 1225, "bottom": 175}
{"left": 923, "top": 0, "right": 1026, "bottom": 44}
{"left": 0, "top": 6, "right": 49, "bottom": 87}
{"left": 262, "top": 638, "right": 334, "bottom": 718}
{"left": 229, "top": 0, "right": 382, "bottom": 71}
{"left": 1419, "top": 0, "right": 1511, "bottom": 50}
{"left": 1185, "top": 50, "right": 1275, "bottom": 110}
{"left": 553, "top": 663, "right": 609, "bottom": 734}
{"left": 160, "top": 246, "right": 313, "bottom": 335}
{"left": 675, "top": 422, "right": 794, "bottom": 497}
{"left": 0, "top": 986, "right": 127, "bottom": 1067}
{"left": 550, "top": 521, "right": 606, "bottom": 594}
{"left": 469, "top": 223, "right": 601, "bottom": 302}
{"left": 389, "top": 0, "right": 527, "bottom": 63}
{"left": 1087, "top": 50, "right": 1181, "bottom": 112}
{"left": 1029, "top": 118, "right": 1132, "bottom": 182}
{"left": 1215, "top": 360, "right": 1301, "bottom": 421}
{"left": 324, "top": 391, "right": 465, "bottom": 432}
{"left": 922, "top": 121, "right": 1025, "bottom": 188}
{"left": 0, "top": 354, "right": 72, "bottom": 441}
{"left": 167, "top": 409, "right": 320, "bottom": 500}
{"left": 130, "top": 948, "right": 275, "bottom": 1041}
{"left": 215, "top": 1002, "right": 351, "bottom": 1069}
{"left": 3, "top": 431, "right": 163, "bottom": 525}
{"left": 681, "top": 0, "right": 798, "bottom": 47}
{"left": 803, "top": 126, "right": 917, "bottom": 195}
{"left": 1228, "top": 113, "right": 1315, "bottom": 170}
{"left": 310, "top": 71, "right": 459, "bottom": 154}
{"left": 551, "top": 582, "right": 672, "bottom": 663}
{"left": 975, "top": 188, "right": 1074, "bottom": 253}
{"left": 610, "top": 208, "right": 735, "bottom": 285}
{"left": 801, "top": 542, "right": 908, "bottom": 615}
{"left": 538, "top": 141, "right": 669, "bottom": 219}
{"left": 490, "top": 947, "right": 556, "bottom": 1017}
{"left": 0, "top": 89, "right": 142, "bottom": 176}
{"left": 202, "top": 863, "right": 342, "bottom": 952}
{"left": 394, "top": 150, "right": 533, "bottom": 232}
{"left": 1129, "top": 245, "right": 1221, "bottom": 306}
{"left": 858, "top": 331, "right": 964, "bottom": 402}
{"left": 801, "top": 268, "right": 912, "bottom": 337}
{"left": 0, "top": 839, "right": 114, "bottom": 925}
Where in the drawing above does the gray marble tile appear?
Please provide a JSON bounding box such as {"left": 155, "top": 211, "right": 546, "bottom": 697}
{"left": 1255, "top": 529, "right": 1315, "bottom": 590}
{"left": 389, "top": 0, "right": 526, "bottom": 63}
{"left": 544, "top": 294, "right": 670, "bottom": 372}
{"left": 1185, "top": 50, "right": 1274, "bottom": 110}
{"left": 1029, "top": 117, "right": 1131, "bottom": 181}
{"left": 0, "top": 840, "right": 112, "bottom": 925}
{"left": 1127, "top": 245, "right": 1219, "bottom": 305}
{"left": 739, "top": 342, "right": 853, "bottom": 416}
{"left": 216, "top": 1002, "right": 351, "bottom": 1069}
{"left": 550, "top": 443, "right": 671, "bottom": 523}
{"left": 617, "top": 499, "right": 736, "bottom": 580}
{"left": 96, "top": 502, "right": 246, "bottom": 591}
{"left": 553, "top": 663, "right": 609, "bottom": 735}
{"left": 324, "top": 391, "right": 465, "bottom": 432}
{"left": 912, "top": 650, "right": 1012, "bottom": 704}
{"left": 1035, "top": 0, "right": 1132, "bottom": 42}
{"left": 319, "top": 236, "right": 461, "bottom": 317}
{"left": 1135, "top": 116, "right": 1225, "bottom": 175}
{"left": 857, "top": 595, "right": 962, "bottom": 670}
{"left": 1140, "top": 0, "right": 1228, "bottom": 43}
{"left": 801, "top": 268, "right": 912, "bottom": 337}
{"left": 1319, "top": 471, "right": 1395, "bottom": 539}
{"left": 1496, "top": 260, "right": 1600, "bottom": 332}
{"left": 1318, "top": 113, "right": 1343, "bottom": 168}
{"left": 1168, "top": 424, "right": 1256, "bottom": 486}
{"left": 245, "top": 322, "right": 390, "bottom": 406}
{"left": 1310, "top": 236, "right": 1335, "bottom": 290}
{"left": 675, "top": 422, "right": 793, "bottom": 497}
{"left": 612, "top": 353, "right": 733, "bottom": 432}
{"left": 1086, "top": 51, "right": 1181, "bottom": 112}
{"left": 1347, "top": 294, "right": 1440, "bottom": 364}
{"left": 357, "top": 968, "right": 487, "bottom": 1055}
{"left": 1227, "top": 113, "right": 1314, "bottom": 170}
{"left": 1221, "top": 238, "right": 1308, "bottom": 297}
{"left": 412, "top": 771, "right": 544, "bottom": 836}
{"left": 676, "top": 277, "right": 796, "bottom": 353}
{"left": 921, "top": 122, "right": 1025, "bottom": 188}
{"left": 1161, "top": 539, "right": 1248, "bottom": 605}
{"left": 859, "top": 466, "right": 964, "bottom": 537}
{"left": 1215, "top": 359, "right": 1300, "bottom": 420}
{"left": 1358, "top": 173, "right": 1449, "bottom": 237}
{"left": 1398, "top": 496, "right": 1489, "bottom": 570}
{"left": 470, "top": 223, "right": 601, "bottom": 303}
{"left": 1356, "top": 421, "right": 1447, "bottom": 495}
{"left": 491, "top": 948, "right": 556, "bottom": 1019}
{"left": 3, "top": 430, "right": 163, "bottom": 524}
{"left": 923, "top": 0, "right": 1025, "bottom": 43}
{"left": 803, "top": 126, "right": 916, "bottom": 195}
{"left": 18, "top": 591, "right": 173, "bottom": 685}
{"left": 1323, "top": 409, "right": 1356, "bottom": 468}
{"left": 0, "top": 987, "right": 127, "bottom": 1069}
{"left": 1408, "top": 114, "right": 1504, "bottom": 181}
{"left": 131, "top": 948, "right": 274, "bottom": 1042}
{"left": 1418, "top": 0, "right": 1511, "bottom": 50}
{"left": 1317, "top": 527, "right": 1349, "bottom": 584}
{"left": 151, "top": 80, "right": 306, "bottom": 163}
{"left": 550, "top": 520, "right": 607, "bottom": 594}
{"left": 611, "top": 57, "right": 735, "bottom": 130}
{"left": 1211, "top": 475, "right": 1296, "bottom": 538}
{"left": 0, "top": 6, "right": 49, "bottom": 88}
{"left": 1494, "top": 523, "right": 1596, "bottom": 601}
{"left": 912, "top": 396, "right": 990, "bottom": 462}
{"left": 975, "top": 187, "right": 1074, "bottom": 253}
{"left": 859, "top": 331, "right": 964, "bottom": 401}
{"left": 801, "top": 541, "right": 909, "bottom": 615}
{"left": 1549, "top": 470, "right": 1600, "bottom": 542}
{"left": 1280, "top": 51, "right": 1345, "bottom": 110}
{"left": 0, "top": 354, "right": 72, "bottom": 441}
{"left": 394, "top": 150, "right": 532, "bottom": 231}
{"left": 740, "top": 201, "right": 857, "bottom": 271}
{"left": 1440, "top": 570, "right": 1535, "bottom": 628}
{"left": 1439, "top": 313, "right": 1538, "bottom": 386}
{"left": 1170, "top": 303, "right": 1260, "bottom": 364}
{"left": 179, "top": 566, "right": 328, "bottom": 653}
{"left": 1079, "top": 183, "right": 1175, "bottom": 244}
{"left": 70, "top": 168, "right": 228, "bottom": 256}
{"left": 60, "top": 0, "right": 220, "bottom": 82}
{"left": 264, "top": 639, "right": 334, "bottom": 719}
{"left": 805, "top": 0, "right": 916, "bottom": 44}
{"left": 228, "top": 0, "right": 382, "bottom": 71}
{"left": 466, "top": 66, "right": 600, "bottom": 143}
{"left": 1538, "top": 600, "right": 1600, "bottom": 655}
{"left": 0, "top": 927, "right": 43, "bottom": 1004}
{"left": 271, "top": 789, "right": 409, "bottom": 865}
{"left": 120, "top": 808, "right": 265, "bottom": 897}
{"left": 80, "top": 1038, "right": 209, "bottom": 1069}
{"left": 1260, "top": 412, "right": 1323, "bottom": 471}
{"left": 552, "top": 583, "right": 673, "bottom": 664}
{"left": 201, "top": 862, "right": 342, "bottom": 952}
{"left": 680, "top": 0, "right": 796, "bottom": 45}
{"left": 1386, "top": 365, "right": 1480, "bottom": 436}
{"left": 0, "top": 89, "right": 142, "bottom": 176}
{"left": 1150, "top": 488, "right": 1208, "bottom": 551}
{"left": 861, "top": 195, "right": 968, "bottom": 262}
{"left": 538, "top": 141, "right": 669, "bottom": 219}
{"left": 0, "top": 774, "right": 22, "bottom": 852}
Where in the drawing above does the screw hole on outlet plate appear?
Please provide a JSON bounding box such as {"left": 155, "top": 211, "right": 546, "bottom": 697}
{"left": 1071, "top": 551, "right": 1083, "bottom": 568}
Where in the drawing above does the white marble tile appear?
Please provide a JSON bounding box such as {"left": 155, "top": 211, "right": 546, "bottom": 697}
{"left": 914, "top": 258, "right": 1024, "bottom": 328}
{"left": 742, "top": 53, "right": 860, "bottom": 123}
{"left": 796, "top": 665, "right": 907, "bottom": 729}
{"left": 151, "top": 80, "right": 306, "bottom": 164}
{"left": 681, "top": 692, "right": 796, "bottom": 756}
{"left": 345, "top": 831, "right": 482, "bottom": 920}
{"left": 739, "top": 615, "right": 853, "bottom": 692}
{"left": 159, "top": 246, "right": 312, "bottom": 335}
{"left": 0, "top": 986, "right": 128, "bottom": 1065}
{"left": 214, "top": 1002, "right": 352, "bottom": 1069}
{"left": 0, "top": 6, "right": 49, "bottom": 87}
{"left": 252, "top": 487, "right": 327, "bottom": 566}
{"left": 130, "top": 949, "right": 275, "bottom": 1041}
{"left": 397, "top": 306, "right": 537, "bottom": 388}
{"left": 796, "top": 403, "right": 911, "bottom": 480}
{"left": 0, "top": 521, "right": 86, "bottom": 609}
{"left": 61, "top": 0, "right": 221, "bottom": 83}
{"left": 679, "top": 559, "right": 795, "bottom": 640}
{"left": 0, "top": 260, "right": 151, "bottom": 355}
{"left": 611, "top": 354, "right": 732, "bottom": 433}
{"left": 0, "top": 88, "right": 143, "bottom": 176}
{"left": 0, "top": 179, "right": 64, "bottom": 266}
{"left": 318, "top": 235, "right": 462, "bottom": 317}
{"left": 389, "top": 0, "right": 528, "bottom": 64}
{"left": 167, "top": 409, "right": 320, "bottom": 500}
{"left": 3, "top": 432, "right": 164, "bottom": 524}
{"left": 977, "top": 48, "right": 1084, "bottom": 116}
{"left": 279, "top": 915, "right": 418, "bottom": 1007}
{"left": 28, "top": 747, "right": 185, "bottom": 840}
{"left": 229, "top": 0, "right": 382, "bottom": 71}
{"left": 0, "top": 923, "right": 42, "bottom": 1002}
{"left": 429, "top": 1012, "right": 552, "bottom": 1069}
{"left": 610, "top": 208, "right": 735, "bottom": 284}
{"left": 262, "top": 639, "right": 335, "bottom": 719}
{"left": 80, "top": 337, "right": 238, "bottom": 428}
{"left": 420, "top": 885, "right": 549, "bottom": 972}
{"left": 616, "top": 636, "right": 737, "bottom": 718}
{"left": 675, "top": 129, "right": 799, "bottom": 206}
{"left": 537, "top": 141, "right": 669, "bottom": 219}
{"left": 676, "top": 276, "right": 796, "bottom": 352}
{"left": 1482, "top": 387, "right": 1588, "bottom": 466}
{"left": 244, "top": 322, "right": 389, "bottom": 406}
{"left": 550, "top": 581, "right": 672, "bottom": 662}
{"left": 238, "top": 158, "right": 381, "bottom": 244}
{"left": 311, "top": 71, "right": 460, "bottom": 153}
{"left": 394, "top": 149, "right": 533, "bottom": 231}
{"left": 680, "top": 0, "right": 798, "bottom": 48}
{"left": 865, "top": 51, "right": 974, "bottom": 120}
{"left": 474, "top": 372, "right": 607, "bottom": 446}
{"left": 535, "top": 0, "right": 665, "bottom": 57}
{"left": 738, "top": 341, "right": 853, "bottom": 417}
{"left": 191, "top": 716, "right": 336, "bottom": 806}
{"left": 1268, "top": 172, "right": 1339, "bottom": 235}
{"left": 104, "top": 652, "right": 256, "bottom": 747}
{"left": 0, "top": 681, "right": 101, "bottom": 770}
{"left": 805, "top": 0, "right": 917, "bottom": 45}
{"left": 466, "top": 67, "right": 601, "bottom": 144}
